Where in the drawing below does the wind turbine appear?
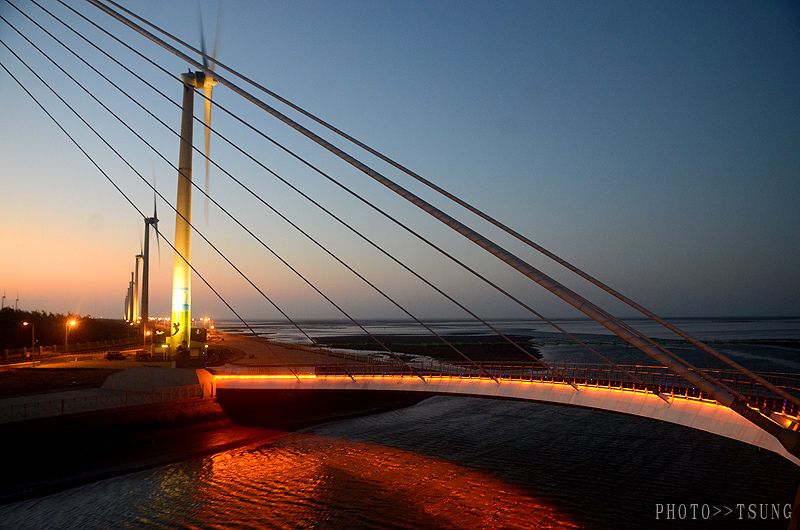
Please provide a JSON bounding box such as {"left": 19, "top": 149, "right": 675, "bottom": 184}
{"left": 126, "top": 272, "right": 134, "bottom": 323}
{"left": 124, "top": 290, "right": 130, "bottom": 322}
{"left": 140, "top": 176, "right": 160, "bottom": 346}
{"left": 133, "top": 253, "right": 142, "bottom": 324}
{"left": 169, "top": 11, "right": 219, "bottom": 354}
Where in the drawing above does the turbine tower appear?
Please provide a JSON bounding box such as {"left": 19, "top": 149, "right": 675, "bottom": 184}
{"left": 126, "top": 272, "right": 135, "bottom": 323}
{"left": 133, "top": 253, "right": 142, "bottom": 324}
{"left": 169, "top": 41, "right": 218, "bottom": 354}
{"left": 141, "top": 191, "right": 159, "bottom": 344}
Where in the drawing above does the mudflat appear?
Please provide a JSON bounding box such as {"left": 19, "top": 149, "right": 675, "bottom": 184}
{"left": 317, "top": 334, "right": 543, "bottom": 363}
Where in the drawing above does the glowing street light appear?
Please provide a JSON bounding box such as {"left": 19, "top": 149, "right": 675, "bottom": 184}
{"left": 65, "top": 319, "right": 77, "bottom": 353}
{"left": 22, "top": 321, "right": 34, "bottom": 354}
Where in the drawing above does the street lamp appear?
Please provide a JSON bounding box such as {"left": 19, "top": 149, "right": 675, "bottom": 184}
{"left": 22, "top": 321, "right": 34, "bottom": 356}
{"left": 143, "top": 328, "right": 152, "bottom": 357}
{"left": 65, "top": 319, "right": 76, "bottom": 353}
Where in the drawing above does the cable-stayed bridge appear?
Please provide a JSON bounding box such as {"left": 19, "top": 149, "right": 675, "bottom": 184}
{"left": 2, "top": 1, "right": 799, "bottom": 516}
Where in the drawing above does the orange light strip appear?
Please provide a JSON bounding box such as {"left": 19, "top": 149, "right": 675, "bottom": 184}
{"left": 215, "top": 374, "right": 316, "bottom": 380}
{"left": 211, "top": 373, "right": 798, "bottom": 421}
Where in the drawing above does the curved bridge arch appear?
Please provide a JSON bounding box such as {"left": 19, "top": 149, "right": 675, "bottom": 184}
{"left": 214, "top": 366, "right": 800, "bottom": 466}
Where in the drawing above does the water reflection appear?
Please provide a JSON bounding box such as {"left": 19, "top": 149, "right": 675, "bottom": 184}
{"left": 0, "top": 433, "right": 575, "bottom": 529}
{"left": 194, "top": 434, "right": 577, "bottom": 529}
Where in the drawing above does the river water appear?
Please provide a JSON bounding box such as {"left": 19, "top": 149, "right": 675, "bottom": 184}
{"left": 1, "top": 318, "right": 799, "bottom": 529}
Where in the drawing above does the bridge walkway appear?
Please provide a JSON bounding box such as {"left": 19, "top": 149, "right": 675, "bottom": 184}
{"left": 213, "top": 338, "right": 800, "bottom": 466}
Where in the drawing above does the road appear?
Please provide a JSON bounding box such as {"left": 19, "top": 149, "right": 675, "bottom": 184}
{"left": 5, "top": 332, "right": 357, "bottom": 370}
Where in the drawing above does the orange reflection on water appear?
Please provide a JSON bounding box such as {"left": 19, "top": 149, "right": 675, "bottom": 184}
{"left": 192, "top": 434, "right": 579, "bottom": 529}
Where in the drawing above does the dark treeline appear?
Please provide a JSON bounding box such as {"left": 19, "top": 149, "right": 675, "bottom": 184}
{"left": 0, "top": 308, "right": 132, "bottom": 350}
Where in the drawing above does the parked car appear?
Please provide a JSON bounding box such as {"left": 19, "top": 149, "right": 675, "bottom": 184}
{"left": 104, "top": 351, "right": 126, "bottom": 360}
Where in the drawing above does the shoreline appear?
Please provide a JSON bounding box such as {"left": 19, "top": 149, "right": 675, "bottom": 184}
{"left": 316, "top": 333, "right": 544, "bottom": 362}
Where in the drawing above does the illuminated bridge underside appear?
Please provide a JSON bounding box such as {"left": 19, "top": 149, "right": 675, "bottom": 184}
{"left": 215, "top": 374, "right": 800, "bottom": 466}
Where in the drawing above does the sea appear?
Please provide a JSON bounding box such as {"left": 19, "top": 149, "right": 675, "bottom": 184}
{"left": 1, "top": 317, "right": 799, "bottom": 529}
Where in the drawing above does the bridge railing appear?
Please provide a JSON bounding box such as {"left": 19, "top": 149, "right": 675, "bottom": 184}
{"left": 432, "top": 362, "right": 800, "bottom": 417}
{"left": 224, "top": 361, "right": 800, "bottom": 417}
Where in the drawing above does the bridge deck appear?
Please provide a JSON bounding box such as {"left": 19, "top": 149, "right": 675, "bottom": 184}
{"left": 211, "top": 342, "right": 800, "bottom": 466}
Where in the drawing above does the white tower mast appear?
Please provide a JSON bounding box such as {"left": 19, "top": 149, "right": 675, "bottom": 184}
{"left": 169, "top": 70, "right": 216, "bottom": 354}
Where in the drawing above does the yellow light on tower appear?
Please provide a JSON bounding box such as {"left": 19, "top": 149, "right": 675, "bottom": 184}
{"left": 169, "top": 68, "right": 217, "bottom": 356}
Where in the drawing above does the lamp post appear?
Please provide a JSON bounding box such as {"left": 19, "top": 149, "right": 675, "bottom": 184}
{"left": 65, "top": 319, "right": 76, "bottom": 353}
{"left": 143, "top": 328, "right": 152, "bottom": 358}
{"left": 22, "top": 321, "right": 34, "bottom": 357}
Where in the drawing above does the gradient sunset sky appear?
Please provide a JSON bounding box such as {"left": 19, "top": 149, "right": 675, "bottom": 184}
{"left": 0, "top": 1, "right": 798, "bottom": 322}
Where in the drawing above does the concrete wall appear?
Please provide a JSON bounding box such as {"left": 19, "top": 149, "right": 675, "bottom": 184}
{"left": 103, "top": 367, "right": 214, "bottom": 397}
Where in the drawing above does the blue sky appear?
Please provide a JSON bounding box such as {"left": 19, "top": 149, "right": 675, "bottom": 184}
{"left": 0, "top": 0, "right": 798, "bottom": 321}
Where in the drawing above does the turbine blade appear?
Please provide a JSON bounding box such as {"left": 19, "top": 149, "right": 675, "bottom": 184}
{"left": 154, "top": 219, "right": 161, "bottom": 266}
{"left": 211, "top": 1, "right": 222, "bottom": 72}
{"left": 151, "top": 163, "right": 160, "bottom": 264}
{"left": 151, "top": 162, "right": 158, "bottom": 221}
{"left": 198, "top": 5, "right": 208, "bottom": 69}
{"left": 204, "top": 84, "right": 213, "bottom": 224}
